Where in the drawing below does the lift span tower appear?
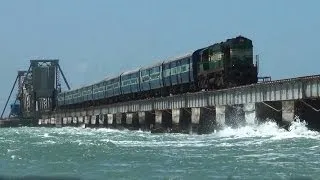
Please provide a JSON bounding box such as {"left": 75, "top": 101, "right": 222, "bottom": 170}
{"left": 1, "top": 59, "right": 70, "bottom": 125}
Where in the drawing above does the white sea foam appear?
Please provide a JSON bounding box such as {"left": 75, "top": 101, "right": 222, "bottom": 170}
{"left": 109, "top": 118, "right": 320, "bottom": 148}
{"left": 25, "top": 116, "right": 319, "bottom": 149}
{"left": 215, "top": 118, "right": 320, "bottom": 141}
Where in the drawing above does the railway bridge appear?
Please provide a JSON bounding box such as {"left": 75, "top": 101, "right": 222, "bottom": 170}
{"left": 40, "top": 75, "right": 320, "bottom": 134}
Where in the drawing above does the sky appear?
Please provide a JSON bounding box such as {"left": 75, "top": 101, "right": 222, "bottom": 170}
{"left": 0, "top": 0, "right": 319, "bottom": 114}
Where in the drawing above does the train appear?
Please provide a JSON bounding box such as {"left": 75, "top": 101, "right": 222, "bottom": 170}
{"left": 57, "top": 36, "right": 258, "bottom": 108}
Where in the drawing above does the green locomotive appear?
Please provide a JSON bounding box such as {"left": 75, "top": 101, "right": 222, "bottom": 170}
{"left": 197, "top": 36, "right": 257, "bottom": 90}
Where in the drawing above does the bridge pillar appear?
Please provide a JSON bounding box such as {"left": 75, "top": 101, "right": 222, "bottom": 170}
{"left": 216, "top": 105, "right": 226, "bottom": 129}
{"left": 172, "top": 108, "right": 191, "bottom": 133}
{"left": 116, "top": 113, "right": 126, "bottom": 128}
{"left": 43, "top": 118, "right": 47, "bottom": 125}
{"left": 78, "top": 116, "right": 84, "bottom": 124}
{"left": 64, "top": 117, "right": 68, "bottom": 125}
{"left": 55, "top": 115, "right": 62, "bottom": 127}
{"left": 107, "top": 114, "right": 116, "bottom": 127}
{"left": 153, "top": 110, "right": 172, "bottom": 133}
{"left": 43, "top": 119, "right": 47, "bottom": 125}
{"left": 138, "top": 111, "right": 155, "bottom": 130}
{"left": 46, "top": 118, "right": 50, "bottom": 125}
{"left": 243, "top": 103, "right": 256, "bottom": 125}
{"left": 282, "top": 100, "right": 296, "bottom": 129}
{"left": 72, "top": 117, "right": 78, "bottom": 125}
{"left": 98, "top": 114, "right": 105, "bottom": 127}
{"left": 50, "top": 117, "right": 55, "bottom": 126}
{"left": 94, "top": 115, "right": 100, "bottom": 127}
{"left": 216, "top": 105, "right": 245, "bottom": 128}
{"left": 67, "top": 117, "right": 72, "bottom": 125}
{"left": 63, "top": 117, "right": 68, "bottom": 125}
{"left": 90, "top": 115, "right": 96, "bottom": 127}
{"left": 84, "top": 116, "right": 90, "bottom": 125}
{"left": 38, "top": 119, "right": 43, "bottom": 125}
{"left": 126, "top": 112, "right": 139, "bottom": 130}
{"left": 192, "top": 107, "right": 215, "bottom": 134}
{"left": 56, "top": 117, "right": 63, "bottom": 127}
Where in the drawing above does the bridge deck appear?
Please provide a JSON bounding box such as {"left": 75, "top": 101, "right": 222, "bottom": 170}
{"left": 54, "top": 75, "right": 320, "bottom": 116}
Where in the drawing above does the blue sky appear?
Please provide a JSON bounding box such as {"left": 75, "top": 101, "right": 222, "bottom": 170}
{"left": 0, "top": 0, "right": 319, "bottom": 112}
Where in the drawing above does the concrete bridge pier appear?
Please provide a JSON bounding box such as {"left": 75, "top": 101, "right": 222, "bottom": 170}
{"left": 78, "top": 116, "right": 84, "bottom": 124}
{"left": 50, "top": 117, "right": 55, "bottom": 126}
{"left": 215, "top": 105, "right": 246, "bottom": 129}
{"left": 282, "top": 101, "right": 295, "bottom": 122}
{"left": 69, "top": 117, "right": 73, "bottom": 126}
{"left": 45, "top": 118, "right": 49, "bottom": 125}
{"left": 216, "top": 105, "right": 226, "bottom": 129}
{"left": 192, "top": 107, "right": 215, "bottom": 134}
{"left": 40, "top": 118, "right": 44, "bottom": 126}
{"left": 88, "top": 115, "right": 95, "bottom": 127}
{"left": 107, "top": 114, "right": 116, "bottom": 128}
{"left": 98, "top": 114, "right": 105, "bottom": 127}
{"left": 63, "top": 116, "right": 67, "bottom": 125}
{"left": 76, "top": 116, "right": 84, "bottom": 128}
{"left": 67, "top": 117, "right": 72, "bottom": 125}
{"left": 46, "top": 118, "right": 51, "bottom": 125}
{"left": 72, "top": 117, "right": 78, "bottom": 126}
{"left": 57, "top": 117, "right": 63, "bottom": 127}
{"left": 138, "top": 111, "right": 155, "bottom": 130}
{"left": 116, "top": 113, "right": 126, "bottom": 129}
{"left": 243, "top": 103, "right": 257, "bottom": 126}
{"left": 39, "top": 119, "right": 44, "bottom": 126}
{"left": 153, "top": 110, "right": 172, "bottom": 133}
{"left": 38, "top": 118, "right": 42, "bottom": 125}
{"left": 44, "top": 118, "right": 48, "bottom": 126}
{"left": 62, "top": 117, "right": 67, "bottom": 126}
{"left": 126, "top": 112, "right": 139, "bottom": 130}
{"left": 171, "top": 108, "right": 191, "bottom": 133}
{"left": 94, "top": 115, "right": 100, "bottom": 127}
{"left": 281, "top": 100, "right": 296, "bottom": 129}
{"left": 84, "top": 116, "right": 90, "bottom": 126}
{"left": 55, "top": 114, "right": 62, "bottom": 127}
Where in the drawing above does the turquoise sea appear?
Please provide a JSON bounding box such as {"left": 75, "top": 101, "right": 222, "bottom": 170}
{"left": 0, "top": 120, "right": 319, "bottom": 180}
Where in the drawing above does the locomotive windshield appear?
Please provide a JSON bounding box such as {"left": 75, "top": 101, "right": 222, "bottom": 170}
{"left": 229, "top": 37, "right": 253, "bottom": 63}
{"left": 230, "top": 48, "right": 253, "bottom": 61}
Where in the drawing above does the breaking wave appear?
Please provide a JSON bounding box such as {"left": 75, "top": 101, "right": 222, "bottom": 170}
{"left": 215, "top": 119, "right": 320, "bottom": 140}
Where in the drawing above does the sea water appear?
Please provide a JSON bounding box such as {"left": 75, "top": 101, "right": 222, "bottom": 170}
{"left": 0, "top": 119, "right": 319, "bottom": 180}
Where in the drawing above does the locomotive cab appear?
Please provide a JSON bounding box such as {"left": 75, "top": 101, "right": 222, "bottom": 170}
{"left": 198, "top": 43, "right": 224, "bottom": 73}
{"left": 226, "top": 36, "right": 258, "bottom": 86}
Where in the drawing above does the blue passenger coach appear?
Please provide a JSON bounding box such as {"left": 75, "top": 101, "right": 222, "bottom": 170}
{"left": 93, "top": 81, "right": 106, "bottom": 100}
{"left": 105, "top": 76, "right": 121, "bottom": 98}
{"left": 162, "top": 53, "right": 195, "bottom": 93}
{"left": 121, "top": 69, "right": 140, "bottom": 95}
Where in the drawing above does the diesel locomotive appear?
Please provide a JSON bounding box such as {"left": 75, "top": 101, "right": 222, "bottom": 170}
{"left": 57, "top": 36, "right": 257, "bottom": 108}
